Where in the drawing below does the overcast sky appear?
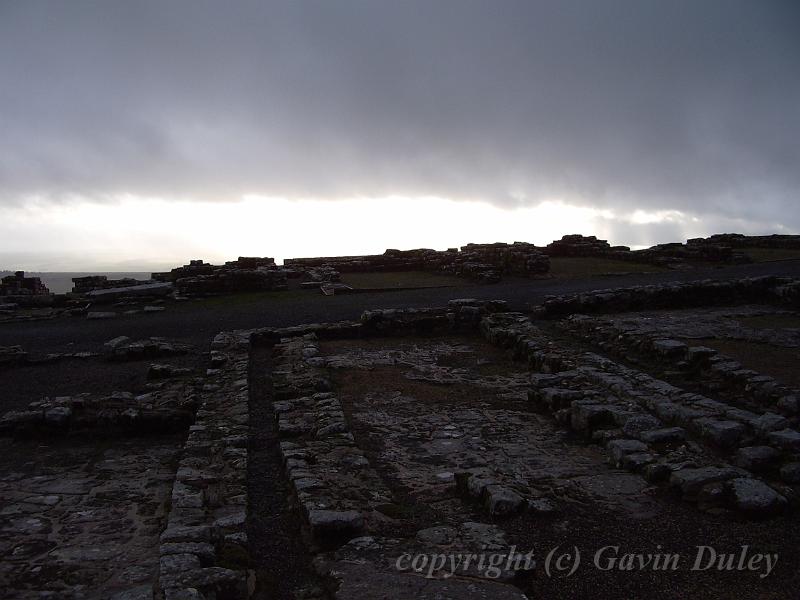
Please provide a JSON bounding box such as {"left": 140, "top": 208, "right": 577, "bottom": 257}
{"left": 1, "top": 1, "right": 798, "bottom": 270}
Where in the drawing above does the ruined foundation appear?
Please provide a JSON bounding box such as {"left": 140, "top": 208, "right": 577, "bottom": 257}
{"left": 2, "top": 275, "right": 800, "bottom": 598}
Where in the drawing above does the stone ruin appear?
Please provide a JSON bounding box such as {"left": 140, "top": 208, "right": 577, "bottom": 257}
{"left": 703, "top": 233, "right": 800, "bottom": 249}
{"left": 283, "top": 233, "right": 800, "bottom": 288}
{"left": 71, "top": 275, "right": 152, "bottom": 294}
{"left": 638, "top": 238, "right": 748, "bottom": 266}
{"left": 3, "top": 274, "right": 800, "bottom": 597}
{"left": 449, "top": 242, "right": 551, "bottom": 282}
{"left": 152, "top": 257, "right": 288, "bottom": 295}
{"left": 68, "top": 275, "right": 176, "bottom": 305}
{"left": 3, "top": 232, "right": 797, "bottom": 311}
{"left": 547, "top": 232, "right": 800, "bottom": 266}
{"left": 544, "top": 233, "right": 628, "bottom": 257}
{"left": 0, "top": 271, "right": 52, "bottom": 307}
{"left": 132, "top": 233, "right": 800, "bottom": 298}
{"left": 543, "top": 233, "right": 753, "bottom": 266}
{"left": 285, "top": 242, "right": 551, "bottom": 284}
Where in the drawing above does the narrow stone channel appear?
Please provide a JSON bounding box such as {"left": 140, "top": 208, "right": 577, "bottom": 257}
{"left": 247, "top": 344, "right": 323, "bottom": 599}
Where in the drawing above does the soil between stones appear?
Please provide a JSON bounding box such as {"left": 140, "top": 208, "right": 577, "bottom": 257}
{"left": 248, "top": 345, "right": 323, "bottom": 599}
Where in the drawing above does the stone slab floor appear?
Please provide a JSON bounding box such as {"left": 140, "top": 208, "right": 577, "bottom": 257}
{"left": 0, "top": 435, "right": 182, "bottom": 599}
{"left": 300, "top": 334, "right": 800, "bottom": 599}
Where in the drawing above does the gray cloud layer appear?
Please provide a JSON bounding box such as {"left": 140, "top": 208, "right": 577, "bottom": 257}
{"left": 1, "top": 1, "right": 798, "bottom": 228}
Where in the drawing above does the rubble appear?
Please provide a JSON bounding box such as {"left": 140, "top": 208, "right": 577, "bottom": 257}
{"left": 0, "top": 383, "right": 198, "bottom": 437}
{"left": 726, "top": 477, "right": 787, "bottom": 516}
{"left": 148, "top": 363, "right": 194, "bottom": 379}
{"left": 87, "top": 311, "right": 118, "bottom": 319}
{"left": 103, "top": 337, "right": 192, "bottom": 361}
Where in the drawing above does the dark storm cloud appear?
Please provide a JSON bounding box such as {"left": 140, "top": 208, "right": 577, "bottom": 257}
{"left": 1, "top": 0, "right": 798, "bottom": 227}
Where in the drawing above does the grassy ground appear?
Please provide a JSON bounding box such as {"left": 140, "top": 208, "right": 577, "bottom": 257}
{"left": 740, "top": 247, "right": 800, "bottom": 262}
{"left": 339, "top": 270, "right": 464, "bottom": 289}
{"left": 700, "top": 338, "right": 800, "bottom": 388}
{"left": 335, "top": 259, "right": 667, "bottom": 287}
{"left": 737, "top": 313, "right": 800, "bottom": 330}
{"left": 548, "top": 256, "right": 668, "bottom": 278}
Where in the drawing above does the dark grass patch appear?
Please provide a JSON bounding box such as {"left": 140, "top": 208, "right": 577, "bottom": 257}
{"left": 507, "top": 494, "right": 800, "bottom": 600}
{"left": 189, "top": 289, "right": 308, "bottom": 308}
{"left": 0, "top": 351, "right": 202, "bottom": 413}
{"left": 247, "top": 346, "right": 323, "bottom": 599}
{"left": 339, "top": 270, "right": 465, "bottom": 289}
{"left": 698, "top": 338, "right": 800, "bottom": 389}
{"left": 740, "top": 247, "right": 800, "bottom": 262}
{"left": 736, "top": 313, "right": 800, "bottom": 330}
{"left": 548, "top": 257, "right": 668, "bottom": 279}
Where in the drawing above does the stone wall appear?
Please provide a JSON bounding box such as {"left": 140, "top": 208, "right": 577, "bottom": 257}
{"left": 0, "top": 332, "right": 254, "bottom": 597}
{"left": 0, "top": 384, "right": 198, "bottom": 437}
{"left": 480, "top": 312, "right": 795, "bottom": 517}
{"left": 449, "top": 242, "right": 550, "bottom": 282}
{"left": 0, "top": 271, "right": 53, "bottom": 306}
{"left": 247, "top": 301, "right": 800, "bottom": 520}
{"left": 635, "top": 239, "right": 747, "bottom": 265}
{"left": 153, "top": 259, "right": 217, "bottom": 282}
{"left": 560, "top": 312, "right": 800, "bottom": 417}
{"left": 0, "top": 271, "right": 50, "bottom": 296}
{"left": 153, "top": 258, "right": 288, "bottom": 295}
{"left": 271, "top": 334, "right": 390, "bottom": 548}
{"left": 286, "top": 231, "right": 790, "bottom": 282}
{"left": 360, "top": 299, "right": 508, "bottom": 335}
{"left": 702, "top": 233, "right": 800, "bottom": 249}
{"left": 544, "top": 234, "right": 624, "bottom": 257}
{"left": 544, "top": 233, "right": 753, "bottom": 266}
{"left": 284, "top": 249, "right": 449, "bottom": 273}
{"left": 619, "top": 233, "right": 800, "bottom": 266}
{"left": 536, "top": 276, "right": 800, "bottom": 317}
{"left": 158, "top": 330, "right": 254, "bottom": 599}
{"left": 71, "top": 275, "right": 154, "bottom": 294}
{"left": 286, "top": 243, "right": 550, "bottom": 283}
